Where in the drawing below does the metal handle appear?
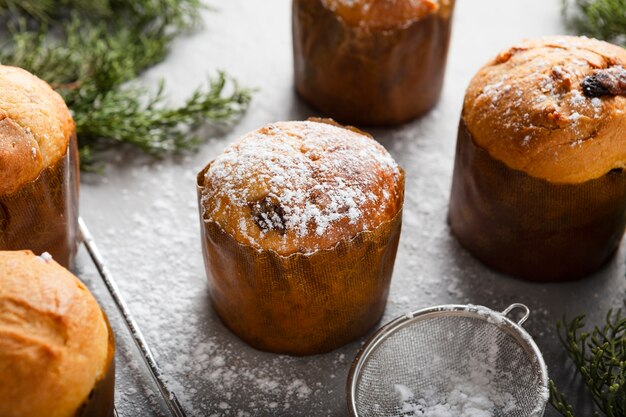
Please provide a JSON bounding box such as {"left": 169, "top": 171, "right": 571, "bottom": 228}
{"left": 79, "top": 218, "right": 187, "bottom": 417}
{"left": 502, "top": 303, "right": 530, "bottom": 326}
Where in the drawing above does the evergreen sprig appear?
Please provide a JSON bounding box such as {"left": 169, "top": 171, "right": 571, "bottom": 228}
{"left": 0, "top": 0, "right": 252, "bottom": 167}
{"left": 555, "top": 3, "right": 626, "bottom": 413}
{"left": 549, "top": 310, "right": 626, "bottom": 417}
{"left": 562, "top": 0, "right": 626, "bottom": 45}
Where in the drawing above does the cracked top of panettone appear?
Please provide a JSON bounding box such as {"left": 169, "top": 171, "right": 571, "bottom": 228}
{"left": 200, "top": 120, "right": 404, "bottom": 256}
{"left": 463, "top": 36, "right": 626, "bottom": 184}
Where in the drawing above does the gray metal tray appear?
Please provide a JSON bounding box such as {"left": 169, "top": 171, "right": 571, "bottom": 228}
{"left": 78, "top": 0, "right": 626, "bottom": 415}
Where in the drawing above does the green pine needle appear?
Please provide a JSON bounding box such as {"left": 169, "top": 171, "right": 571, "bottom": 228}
{"left": 73, "top": 75, "right": 251, "bottom": 159}
{"left": 549, "top": 310, "right": 626, "bottom": 417}
{"left": 562, "top": 0, "right": 626, "bottom": 45}
{"left": 0, "top": 0, "right": 251, "bottom": 168}
{"left": 556, "top": 4, "right": 626, "bottom": 412}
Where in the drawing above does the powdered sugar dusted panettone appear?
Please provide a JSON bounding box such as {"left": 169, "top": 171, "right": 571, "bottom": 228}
{"left": 200, "top": 120, "right": 403, "bottom": 255}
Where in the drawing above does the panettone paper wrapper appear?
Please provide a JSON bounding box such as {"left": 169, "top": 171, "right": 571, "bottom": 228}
{"left": 76, "top": 316, "right": 115, "bottom": 417}
{"left": 0, "top": 135, "right": 79, "bottom": 268}
{"left": 449, "top": 118, "right": 626, "bottom": 281}
{"left": 293, "top": 0, "right": 455, "bottom": 126}
{"left": 197, "top": 164, "right": 404, "bottom": 355}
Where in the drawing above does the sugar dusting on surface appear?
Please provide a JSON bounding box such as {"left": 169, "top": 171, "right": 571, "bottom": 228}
{"left": 201, "top": 121, "right": 401, "bottom": 253}
{"left": 392, "top": 365, "right": 518, "bottom": 417}
{"left": 472, "top": 37, "right": 610, "bottom": 150}
{"left": 38, "top": 251, "right": 53, "bottom": 262}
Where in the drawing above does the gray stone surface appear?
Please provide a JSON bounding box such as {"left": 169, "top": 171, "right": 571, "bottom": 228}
{"left": 76, "top": 0, "right": 625, "bottom": 415}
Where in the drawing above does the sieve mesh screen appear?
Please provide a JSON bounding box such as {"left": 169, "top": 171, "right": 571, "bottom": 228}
{"left": 350, "top": 308, "right": 547, "bottom": 417}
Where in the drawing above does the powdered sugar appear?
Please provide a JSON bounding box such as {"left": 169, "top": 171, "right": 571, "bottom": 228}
{"left": 391, "top": 350, "right": 519, "bottom": 417}
{"left": 353, "top": 304, "right": 546, "bottom": 417}
{"left": 470, "top": 38, "right": 620, "bottom": 153}
{"left": 38, "top": 251, "right": 53, "bottom": 262}
{"left": 201, "top": 121, "right": 401, "bottom": 252}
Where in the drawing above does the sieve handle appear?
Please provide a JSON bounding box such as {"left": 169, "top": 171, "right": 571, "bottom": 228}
{"left": 501, "top": 303, "right": 530, "bottom": 326}
{"left": 79, "top": 218, "right": 188, "bottom": 417}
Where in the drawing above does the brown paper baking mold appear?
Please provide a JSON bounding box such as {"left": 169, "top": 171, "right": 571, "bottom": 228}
{"left": 76, "top": 316, "right": 116, "bottom": 417}
{"left": 197, "top": 165, "right": 404, "bottom": 355}
{"left": 0, "top": 134, "right": 79, "bottom": 268}
{"left": 449, "top": 119, "right": 626, "bottom": 281}
{"left": 293, "top": 0, "right": 455, "bottom": 126}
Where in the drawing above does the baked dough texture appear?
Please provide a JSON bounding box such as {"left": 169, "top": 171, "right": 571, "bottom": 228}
{"left": 0, "top": 65, "right": 74, "bottom": 195}
{"left": 463, "top": 36, "right": 626, "bottom": 184}
{"left": 0, "top": 250, "right": 112, "bottom": 417}
{"left": 200, "top": 120, "right": 403, "bottom": 255}
{"left": 198, "top": 120, "right": 405, "bottom": 354}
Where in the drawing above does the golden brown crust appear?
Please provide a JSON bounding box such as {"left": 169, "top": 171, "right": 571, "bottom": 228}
{"left": 322, "top": 0, "right": 445, "bottom": 30}
{"left": 464, "top": 36, "right": 626, "bottom": 184}
{"left": 200, "top": 120, "right": 403, "bottom": 256}
{"left": 0, "top": 66, "right": 74, "bottom": 194}
{"left": 0, "top": 250, "right": 110, "bottom": 417}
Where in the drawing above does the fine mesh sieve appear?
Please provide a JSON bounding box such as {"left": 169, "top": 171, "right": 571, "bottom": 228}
{"left": 347, "top": 304, "right": 548, "bottom": 417}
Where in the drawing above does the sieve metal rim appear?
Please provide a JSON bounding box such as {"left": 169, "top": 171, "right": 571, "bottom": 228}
{"left": 346, "top": 303, "right": 549, "bottom": 417}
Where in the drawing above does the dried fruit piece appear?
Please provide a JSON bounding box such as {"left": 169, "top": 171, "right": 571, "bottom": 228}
{"left": 582, "top": 66, "right": 626, "bottom": 98}
{"left": 249, "top": 196, "right": 286, "bottom": 234}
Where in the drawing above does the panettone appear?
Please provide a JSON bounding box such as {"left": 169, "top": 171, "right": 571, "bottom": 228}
{"left": 293, "top": 0, "right": 455, "bottom": 125}
{"left": 0, "top": 250, "right": 115, "bottom": 417}
{"left": 0, "top": 65, "right": 79, "bottom": 268}
{"left": 197, "top": 120, "right": 404, "bottom": 354}
{"left": 449, "top": 36, "right": 626, "bottom": 281}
